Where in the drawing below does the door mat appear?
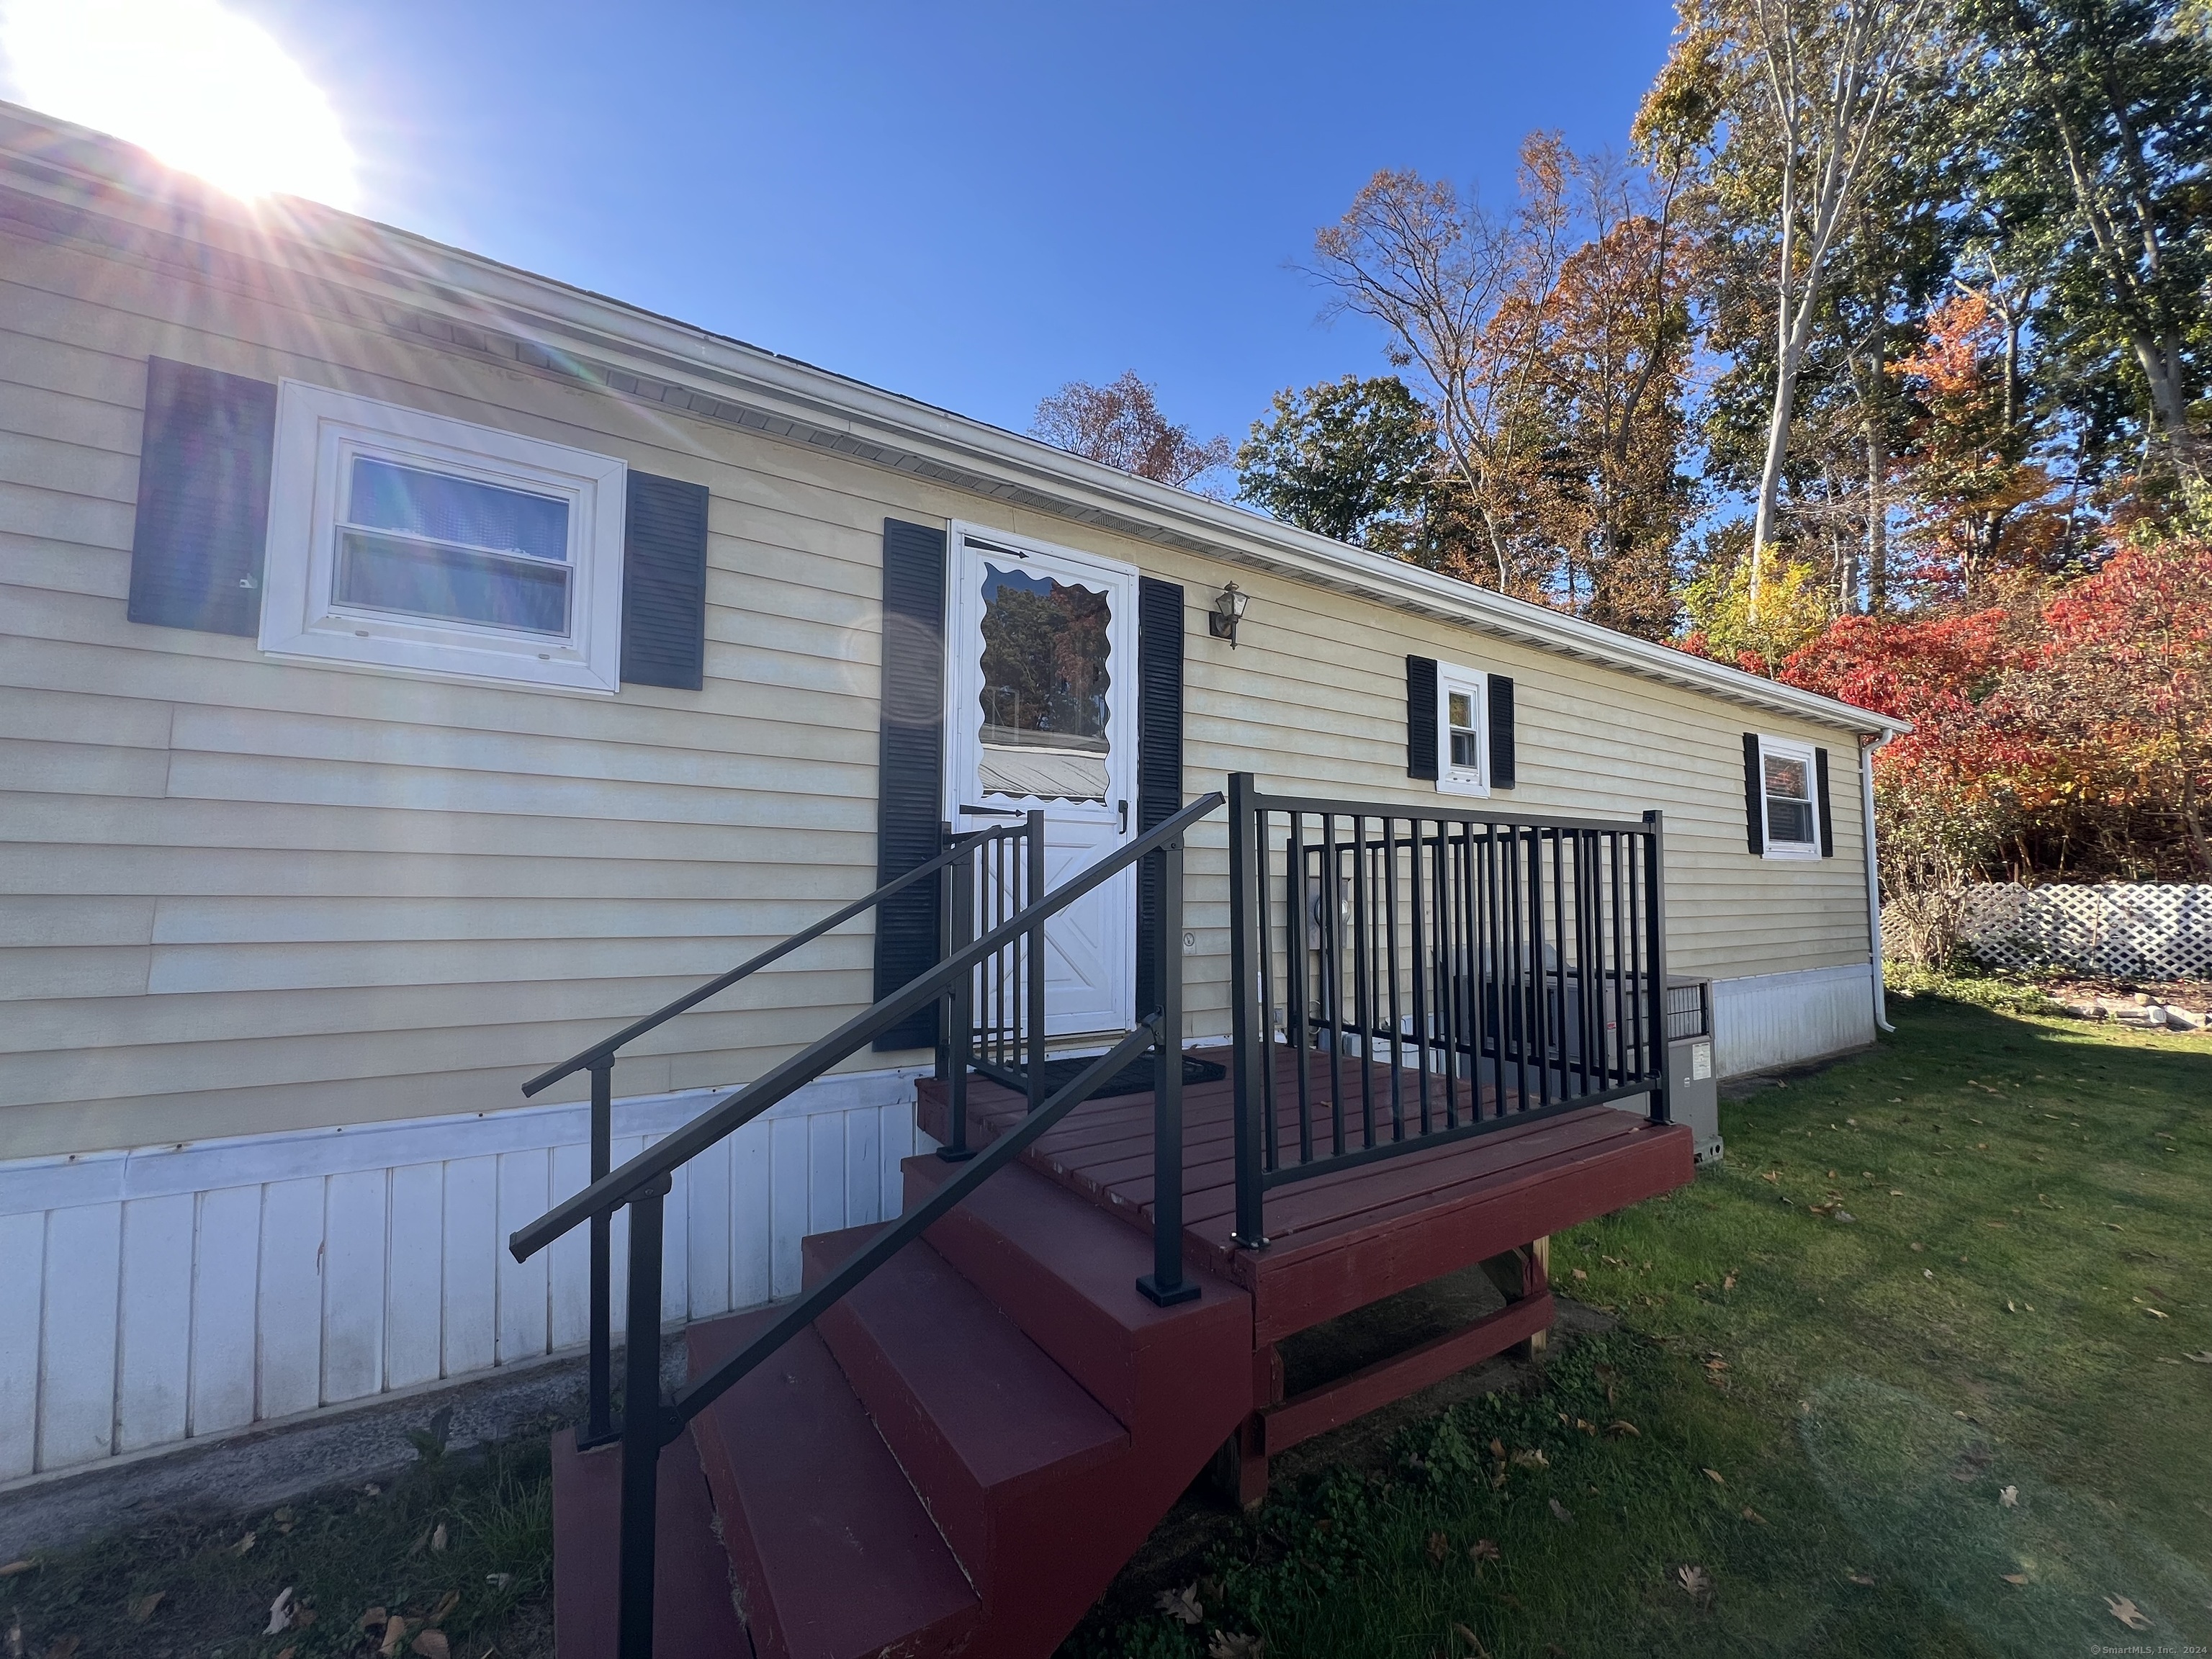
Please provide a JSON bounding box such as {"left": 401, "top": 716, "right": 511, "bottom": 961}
{"left": 1018, "top": 1051, "right": 1228, "bottom": 1102}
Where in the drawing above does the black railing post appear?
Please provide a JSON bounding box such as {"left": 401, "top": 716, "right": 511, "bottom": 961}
{"left": 1642, "top": 810, "right": 1671, "bottom": 1125}
{"left": 939, "top": 837, "right": 977, "bottom": 1161}
{"left": 1138, "top": 831, "right": 1200, "bottom": 1306}
{"left": 1025, "top": 809, "right": 1046, "bottom": 1114}
{"left": 932, "top": 821, "right": 954, "bottom": 1087}
{"left": 1227, "top": 773, "right": 1267, "bottom": 1248}
{"left": 616, "top": 1175, "right": 670, "bottom": 1659}
{"left": 585, "top": 1058, "right": 615, "bottom": 1447}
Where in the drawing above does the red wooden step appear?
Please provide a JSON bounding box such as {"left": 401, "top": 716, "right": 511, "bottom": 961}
{"left": 802, "top": 1228, "right": 1130, "bottom": 1595}
{"left": 685, "top": 1309, "right": 980, "bottom": 1659}
{"left": 550, "top": 1426, "right": 747, "bottom": 1659}
{"left": 902, "top": 1154, "right": 1251, "bottom": 1429}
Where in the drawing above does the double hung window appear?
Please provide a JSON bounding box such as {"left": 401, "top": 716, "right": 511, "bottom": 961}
{"left": 1435, "top": 662, "right": 1489, "bottom": 796}
{"left": 1757, "top": 734, "right": 1820, "bottom": 858}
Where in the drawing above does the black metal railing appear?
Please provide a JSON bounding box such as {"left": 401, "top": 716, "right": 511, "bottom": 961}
{"left": 508, "top": 791, "right": 1223, "bottom": 1659}
{"left": 517, "top": 811, "right": 1040, "bottom": 1449}
{"left": 934, "top": 806, "right": 1049, "bottom": 1155}
{"left": 1225, "top": 772, "right": 1670, "bottom": 1248}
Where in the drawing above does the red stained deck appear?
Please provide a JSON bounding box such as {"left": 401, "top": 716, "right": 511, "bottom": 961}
{"left": 916, "top": 1043, "right": 1693, "bottom": 1346}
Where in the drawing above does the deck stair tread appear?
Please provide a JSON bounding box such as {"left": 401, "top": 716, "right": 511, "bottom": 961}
{"left": 802, "top": 1226, "right": 1130, "bottom": 1532}
{"left": 685, "top": 1309, "right": 980, "bottom": 1659}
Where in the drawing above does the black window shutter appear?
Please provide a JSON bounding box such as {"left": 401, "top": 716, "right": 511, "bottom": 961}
{"left": 1815, "top": 747, "right": 1835, "bottom": 858}
{"left": 1406, "top": 656, "right": 1439, "bottom": 780}
{"left": 1743, "top": 733, "right": 1765, "bottom": 855}
{"left": 1135, "top": 577, "right": 1185, "bottom": 1016}
{"left": 619, "top": 472, "right": 709, "bottom": 690}
{"left": 127, "top": 357, "right": 277, "bottom": 636}
{"left": 1488, "top": 675, "right": 1516, "bottom": 788}
{"left": 872, "top": 518, "right": 948, "bottom": 1051}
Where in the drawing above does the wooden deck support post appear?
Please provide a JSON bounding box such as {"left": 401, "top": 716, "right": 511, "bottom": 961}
{"left": 1478, "top": 1237, "right": 1551, "bottom": 1359}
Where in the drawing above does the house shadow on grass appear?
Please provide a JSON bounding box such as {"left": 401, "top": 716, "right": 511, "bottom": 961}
{"left": 1801, "top": 1372, "right": 2212, "bottom": 1653}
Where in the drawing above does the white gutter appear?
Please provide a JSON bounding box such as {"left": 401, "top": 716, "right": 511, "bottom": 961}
{"left": 1861, "top": 732, "right": 1895, "bottom": 1033}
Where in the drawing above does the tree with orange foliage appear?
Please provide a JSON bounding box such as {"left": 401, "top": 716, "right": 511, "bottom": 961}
{"left": 1888, "top": 290, "right": 2072, "bottom": 603}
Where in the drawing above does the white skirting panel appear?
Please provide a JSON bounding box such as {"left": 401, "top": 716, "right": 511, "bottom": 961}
{"left": 1710, "top": 963, "right": 1877, "bottom": 1078}
{"left": 0, "top": 1068, "right": 928, "bottom": 1483}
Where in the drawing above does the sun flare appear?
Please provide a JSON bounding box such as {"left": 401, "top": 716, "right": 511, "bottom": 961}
{"left": 1, "top": 0, "right": 357, "bottom": 208}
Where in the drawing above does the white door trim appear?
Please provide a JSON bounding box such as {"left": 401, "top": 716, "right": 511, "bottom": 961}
{"left": 943, "top": 521, "right": 1138, "bottom": 1038}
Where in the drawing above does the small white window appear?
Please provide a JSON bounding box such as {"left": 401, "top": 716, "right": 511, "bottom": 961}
{"left": 259, "top": 381, "right": 627, "bottom": 693}
{"left": 1436, "top": 662, "right": 1488, "bottom": 796}
{"left": 1758, "top": 734, "right": 1820, "bottom": 858}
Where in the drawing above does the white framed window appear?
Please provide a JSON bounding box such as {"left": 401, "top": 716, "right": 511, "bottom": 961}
{"left": 1756, "top": 733, "right": 1820, "bottom": 858}
{"left": 1436, "top": 660, "right": 1489, "bottom": 796}
{"left": 258, "top": 380, "right": 628, "bottom": 693}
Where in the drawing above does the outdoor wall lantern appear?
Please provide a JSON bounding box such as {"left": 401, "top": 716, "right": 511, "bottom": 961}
{"left": 1209, "top": 582, "right": 1250, "bottom": 646}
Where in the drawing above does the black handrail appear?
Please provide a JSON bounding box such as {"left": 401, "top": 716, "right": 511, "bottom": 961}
{"left": 521, "top": 819, "right": 1029, "bottom": 1098}
{"left": 509, "top": 791, "right": 1220, "bottom": 1262}
{"left": 1225, "top": 772, "right": 1671, "bottom": 1249}
{"left": 511, "top": 812, "right": 1036, "bottom": 1447}
{"left": 509, "top": 790, "right": 1223, "bottom": 1659}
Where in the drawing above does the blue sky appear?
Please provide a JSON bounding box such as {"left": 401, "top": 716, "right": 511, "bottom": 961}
{"left": 172, "top": 2, "right": 1677, "bottom": 452}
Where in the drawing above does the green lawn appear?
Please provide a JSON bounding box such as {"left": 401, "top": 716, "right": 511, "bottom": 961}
{"left": 1082, "top": 984, "right": 2212, "bottom": 1659}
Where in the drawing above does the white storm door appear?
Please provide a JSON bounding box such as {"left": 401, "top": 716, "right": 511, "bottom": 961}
{"left": 945, "top": 523, "right": 1138, "bottom": 1038}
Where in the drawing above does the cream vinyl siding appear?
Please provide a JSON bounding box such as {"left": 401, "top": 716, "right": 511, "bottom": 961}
{"left": 0, "top": 217, "right": 1869, "bottom": 1163}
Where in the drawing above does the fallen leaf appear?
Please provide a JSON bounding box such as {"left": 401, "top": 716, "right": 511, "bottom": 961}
{"left": 379, "top": 1617, "right": 411, "bottom": 1658}
{"left": 1703, "top": 1467, "right": 1726, "bottom": 1485}
{"left": 1999, "top": 1485, "right": 2018, "bottom": 1508}
{"left": 1452, "top": 1622, "right": 1491, "bottom": 1658}
{"left": 1468, "top": 1539, "right": 1501, "bottom": 1563}
{"left": 0, "top": 1563, "right": 32, "bottom": 1578}
{"left": 1761, "top": 1170, "right": 1779, "bottom": 1183}
{"left": 40, "top": 1640, "right": 77, "bottom": 1659}
{"left": 266, "top": 1587, "right": 296, "bottom": 1637}
{"left": 410, "top": 1633, "right": 451, "bottom": 1659}
{"left": 1722, "top": 1273, "right": 1737, "bottom": 1290}
{"left": 1489, "top": 1439, "right": 1506, "bottom": 1460}
{"left": 430, "top": 1521, "right": 449, "bottom": 1552}
{"left": 275, "top": 1650, "right": 296, "bottom": 1659}
{"left": 1607, "top": 1420, "right": 1640, "bottom": 1437}
{"left": 1677, "top": 1565, "right": 1709, "bottom": 1596}
{"left": 2186, "top": 1352, "right": 2212, "bottom": 1364}
{"left": 230, "top": 1531, "right": 256, "bottom": 1557}
{"left": 1742, "top": 1506, "right": 1767, "bottom": 1524}
{"left": 1833, "top": 1210, "right": 1857, "bottom": 1223}
{"left": 2105, "top": 1594, "right": 2151, "bottom": 1631}
{"left": 2144, "top": 1308, "right": 2169, "bottom": 1320}
{"left": 1848, "top": 1572, "right": 1876, "bottom": 1586}
{"left": 2001, "top": 1573, "right": 2028, "bottom": 1586}
{"left": 1571, "top": 1267, "right": 1588, "bottom": 1282}
{"left": 1426, "top": 1531, "right": 1449, "bottom": 1565}
{"left": 1157, "top": 1585, "right": 1203, "bottom": 1627}
{"left": 427, "top": 1590, "right": 461, "bottom": 1626}
{"left": 485, "top": 1573, "right": 515, "bottom": 1591}
{"left": 1511, "top": 1448, "right": 1549, "bottom": 1469}
{"left": 358, "top": 1606, "right": 390, "bottom": 1631}
{"left": 127, "top": 1591, "right": 164, "bottom": 1622}
{"left": 1549, "top": 1498, "right": 1573, "bottom": 1524}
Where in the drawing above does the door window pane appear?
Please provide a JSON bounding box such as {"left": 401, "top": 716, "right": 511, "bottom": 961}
{"left": 976, "top": 564, "right": 1111, "bottom": 801}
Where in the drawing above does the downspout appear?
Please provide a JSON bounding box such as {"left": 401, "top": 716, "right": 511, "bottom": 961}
{"left": 1861, "top": 730, "right": 1895, "bottom": 1033}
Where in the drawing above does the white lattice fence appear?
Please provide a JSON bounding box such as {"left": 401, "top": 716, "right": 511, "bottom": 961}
{"left": 1949, "top": 884, "right": 2212, "bottom": 979}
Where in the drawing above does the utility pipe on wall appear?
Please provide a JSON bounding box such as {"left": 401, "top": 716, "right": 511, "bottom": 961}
{"left": 1861, "top": 730, "right": 1896, "bottom": 1033}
